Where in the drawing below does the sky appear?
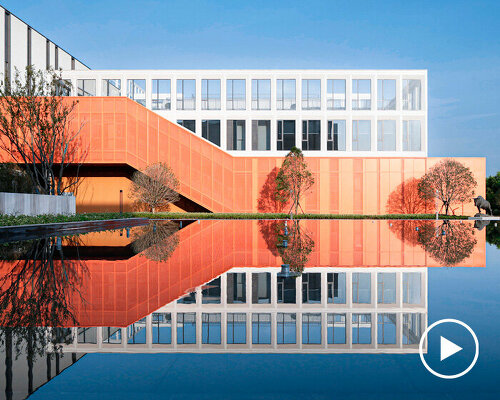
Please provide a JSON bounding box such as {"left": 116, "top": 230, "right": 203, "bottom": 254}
{"left": 3, "top": 0, "right": 499, "bottom": 175}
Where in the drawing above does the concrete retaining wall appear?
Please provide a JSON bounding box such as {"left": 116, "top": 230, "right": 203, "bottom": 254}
{"left": 0, "top": 192, "right": 76, "bottom": 216}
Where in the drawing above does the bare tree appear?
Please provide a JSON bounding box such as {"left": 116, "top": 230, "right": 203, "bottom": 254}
{"left": 0, "top": 66, "right": 87, "bottom": 195}
{"left": 418, "top": 159, "right": 477, "bottom": 215}
{"left": 275, "top": 147, "right": 315, "bottom": 215}
{"left": 129, "top": 162, "right": 180, "bottom": 212}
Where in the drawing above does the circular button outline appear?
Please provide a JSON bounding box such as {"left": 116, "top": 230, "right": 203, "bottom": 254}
{"left": 419, "top": 318, "right": 479, "bottom": 379}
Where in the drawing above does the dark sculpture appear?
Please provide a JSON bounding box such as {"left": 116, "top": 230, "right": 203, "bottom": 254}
{"left": 473, "top": 196, "right": 493, "bottom": 215}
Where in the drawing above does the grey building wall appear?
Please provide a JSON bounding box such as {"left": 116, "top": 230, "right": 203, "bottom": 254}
{"left": 0, "top": 192, "right": 76, "bottom": 216}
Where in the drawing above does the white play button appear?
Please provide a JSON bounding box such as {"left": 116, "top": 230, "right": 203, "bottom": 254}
{"left": 440, "top": 336, "right": 462, "bottom": 361}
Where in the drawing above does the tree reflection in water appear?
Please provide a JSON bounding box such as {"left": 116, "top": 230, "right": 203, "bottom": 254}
{"left": 390, "top": 220, "right": 477, "bottom": 267}
{"left": 277, "top": 220, "right": 315, "bottom": 276}
{"left": 131, "top": 221, "right": 180, "bottom": 262}
{"left": 0, "top": 236, "right": 87, "bottom": 398}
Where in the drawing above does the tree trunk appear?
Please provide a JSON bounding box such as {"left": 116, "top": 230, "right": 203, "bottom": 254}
{"left": 151, "top": 206, "right": 156, "bottom": 213}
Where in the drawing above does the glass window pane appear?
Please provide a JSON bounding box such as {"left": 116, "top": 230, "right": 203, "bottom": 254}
{"left": 352, "top": 120, "right": 371, "bottom": 151}
{"left": 102, "top": 79, "right": 121, "bottom": 96}
{"left": 202, "top": 79, "right": 221, "bottom": 110}
{"left": 227, "top": 79, "right": 246, "bottom": 110}
{"left": 202, "top": 277, "right": 221, "bottom": 304}
{"left": 403, "top": 79, "right": 421, "bottom": 110}
{"left": 327, "top": 313, "right": 346, "bottom": 344}
{"left": 302, "top": 273, "right": 321, "bottom": 303}
{"left": 77, "top": 79, "right": 96, "bottom": 96}
{"left": 378, "top": 314, "right": 397, "bottom": 344}
{"left": 377, "top": 120, "right": 396, "bottom": 151}
{"left": 302, "top": 313, "right": 321, "bottom": 344}
{"left": 127, "top": 317, "right": 147, "bottom": 344}
{"left": 227, "top": 313, "right": 246, "bottom": 344}
{"left": 152, "top": 79, "right": 171, "bottom": 110}
{"left": 177, "top": 120, "right": 196, "bottom": 134}
{"left": 327, "top": 79, "right": 346, "bottom": 110}
{"left": 277, "top": 313, "right": 296, "bottom": 344}
{"left": 327, "top": 272, "right": 346, "bottom": 303}
{"left": 352, "top": 314, "right": 371, "bottom": 344}
{"left": 277, "top": 276, "right": 296, "bottom": 304}
{"left": 403, "top": 272, "right": 421, "bottom": 304}
{"left": 127, "top": 79, "right": 146, "bottom": 106}
{"left": 177, "top": 79, "right": 195, "bottom": 110}
{"left": 327, "top": 120, "right": 346, "bottom": 151}
{"left": 377, "top": 79, "right": 396, "bottom": 110}
{"left": 252, "top": 313, "right": 271, "bottom": 344}
{"left": 277, "top": 79, "right": 296, "bottom": 110}
{"left": 302, "top": 79, "right": 321, "bottom": 110}
{"left": 227, "top": 273, "right": 246, "bottom": 303}
{"left": 227, "top": 120, "right": 246, "bottom": 151}
{"left": 177, "top": 313, "right": 196, "bottom": 344}
{"left": 152, "top": 312, "right": 171, "bottom": 344}
{"left": 252, "top": 273, "right": 271, "bottom": 304}
{"left": 102, "top": 327, "right": 122, "bottom": 344}
{"left": 352, "top": 272, "right": 371, "bottom": 303}
{"left": 202, "top": 313, "right": 221, "bottom": 344}
{"left": 352, "top": 79, "right": 371, "bottom": 110}
{"left": 252, "top": 79, "right": 271, "bottom": 110}
{"left": 202, "top": 120, "right": 221, "bottom": 146}
{"left": 403, "top": 120, "right": 421, "bottom": 151}
{"left": 377, "top": 273, "right": 396, "bottom": 304}
{"left": 252, "top": 120, "right": 270, "bottom": 150}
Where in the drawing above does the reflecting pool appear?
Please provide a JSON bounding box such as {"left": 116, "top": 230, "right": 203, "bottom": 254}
{"left": 0, "top": 219, "right": 498, "bottom": 399}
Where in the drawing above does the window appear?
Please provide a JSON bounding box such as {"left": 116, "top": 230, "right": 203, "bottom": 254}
{"left": 127, "top": 79, "right": 146, "bottom": 106}
{"left": 302, "top": 120, "right": 321, "bottom": 151}
{"left": 377, "top": 79, "right": 396, "bottom": 110}
{"left": 177, "top": 291, "right": 196, "bottom": 304}
{"left": 302, "top": 273, "right": 321, "bottom": 303}
{"left": 227, "top": 313, "right": 246, "bottom": 344}
{"left": 227, "top": 273, "right": 246, "bottom": 304}
{"left": 352, "top": 314, "right": 371, "bottom": 344}
{"left": 302, "top": 79, "right": 321, "bottom": 110}
{"left": 202, "top": 277, "right": 221, "bottom": 304}
{"left": 152, "top": 312, "right": 171, "bottom": 344}
{"left": 227, "top": 120, "right": 245, "bottom": 151}
{"left": 403, "top": 79, "right": 421, "bottom": 110}
{"left": 152, "top": 79, "right": 171, "bottom": 110}
{"left": 327, "top": 314, "right": 346, "bottom": 344}
{"left": 201, "top": 79, "right": 221, "bottom": 110}
{"left": 252, "top": 273, "right": 271, "bottom": 304}
{"left": 378, "top": 314, "right": 396, "bottom": 344}
{"left": 327, "top": 120, "right": 346, "bottom": 151}
{"left": 102, "top": 79, "right": 121, "bottom": 96}
{"left": 277, "top": 120, "right": 296, "bottom": 151}
{"left": 127, "top": 317, "right": 146, "bottom": 344}
{"left": 77, "top": 327, "right": 97, "bottom": 344}
{"left": 302, "top": 313, "right": 321, "bottom": 344}
{"left": 403, "top": 273, "right": 421, "bottom": 304}
{"left": 327, "top": 273, "right": 346, "bottom": 304}
{"left": 377, "top": 273, "right": 396, "bottom": 304}
{"left": 277, "top": 313, "right": 296, "bottom": 344}
{"left": 77, "top": 79, "right": 96, "bottom": 96}
{"left": 251, "top": 120, "right": 270, "bottom": 150}
{"left": 377, "top": 120, "right": 396, "bottom": 151}
{"left": 176, "top": 79, "right": 195, "bottom": 110}
{"left": 352, "top": 120, "right": 371, "bottom": 151}
{"left": 352, "top": 79, "right": 371, "bottom": 110}
{"left": 102, "top": 327, "right": 122, "bottom": 344}
{"left": 177, "top": 313, "right": 196, "bottom": 344}
{"left": 403, "top": 120, "right": 421, "bottom": 151}
{"left": 252, "top": 313, "right": 271, "bottom": 344}
{"left": 277, "top": 79, "right": 296, "bottom": 110}
{"left": 227, "top": 79, "right": 246, "bottom": 110}
{"left": 277, "top": 276, "right": 296, "bottom": 304}
{"left": 177, "top": 120, "right": 196, "bottom": 133}
{"left": 202, "top": 313, "right": 221, "bottom": 344}
{"left": 202, "top": 120, "right": 221, "bottom": 146}
{"left": 352, "top": 273, "right": 371, "bottom": 303}
{"left": 251, "top": 79, "right": 271, "bottom": 110}
{"left": 327, "top": 79, "right": 346, "bottom": 110}
{"left": 403, "top": 313, "right": 423, "bottom": 344}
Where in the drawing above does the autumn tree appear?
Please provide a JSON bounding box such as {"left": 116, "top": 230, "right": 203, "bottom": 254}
{"left": 277, "top": 220, "right": 315, "bottom": 275}
{"left": 129, "top": 162, "right": 180, "bottom": 213}
{"left": 418, "top": 159, "right": 477, "bottom": 215}
{"left": 0, "top": 66, "right": 87, "bottom": 195}
{"left": 416, "top": 221, "right": 477, "bottom": 266}
{"left": 275, "top": 147, "right": 314, "bottom": 215}
{"left": 132, "top": 221, "right": 180, "bottom": 261}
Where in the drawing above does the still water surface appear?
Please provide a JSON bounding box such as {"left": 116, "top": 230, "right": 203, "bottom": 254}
{"left": 0, "top": 219, "right": 498, "bottom": 399}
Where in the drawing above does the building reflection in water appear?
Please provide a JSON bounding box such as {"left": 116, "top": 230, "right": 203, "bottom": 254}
{"left": 0, "top": 219, "right": 486, "bottom": 398}
{"left": 65, "top": 266, "right": 427, "bottom": 353}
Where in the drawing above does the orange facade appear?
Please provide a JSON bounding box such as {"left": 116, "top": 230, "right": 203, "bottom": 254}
{"left": 0, "top": 219, "right": 485, "bottom": 327}
{"left": 63, "top": 97, "right": 485, "bottom": 214}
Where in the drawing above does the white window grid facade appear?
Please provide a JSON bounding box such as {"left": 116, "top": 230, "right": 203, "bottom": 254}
{"left": 59, "top": 267, "right": 428, "bottom": 354}
{"left": 61, "top": 69, "right": 428, "bottom": 157}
